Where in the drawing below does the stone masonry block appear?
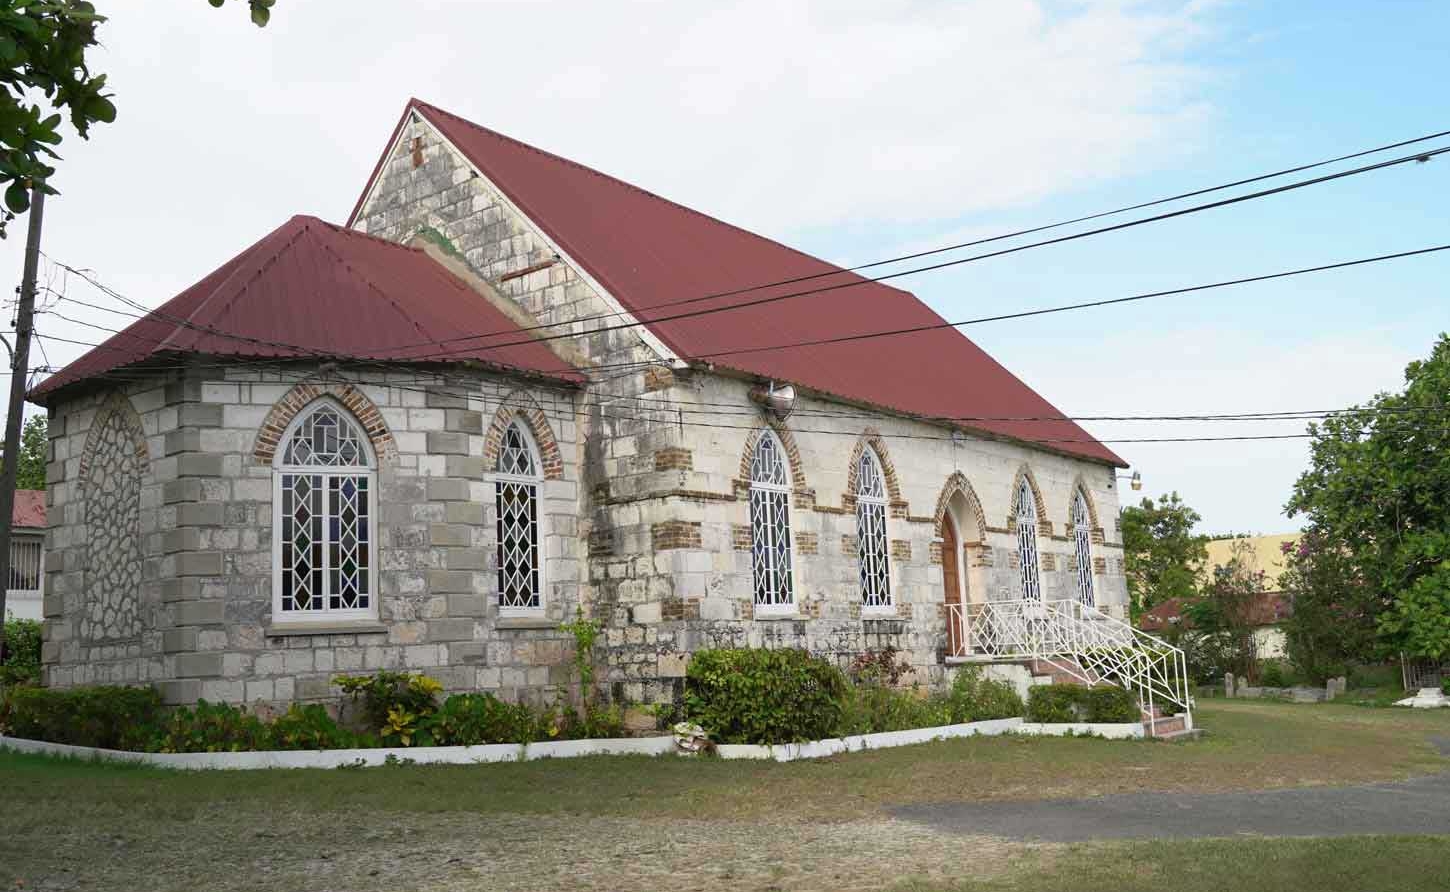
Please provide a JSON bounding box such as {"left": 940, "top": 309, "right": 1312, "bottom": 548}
{"left": 163, "top": 478, "right": 204, "bottom": 504}
{"left": 161, "top": 528, "right": 202, "bottom": 554}
{"left": 164, "top": 428, "right": 202, "bottom": 456}
{"left": 444, "top": 455, "right": 485, "bottom": 479}
{"left": 163, "top": 627, "right": 198, "bottom": 653}
{"left": 173, "top": 599, "right": 226, "bottom": 625}
{"left": 178, "top": 403, "right": 224, "bottom": 427}
{"left": 427, "top": 619, "right": 477, "bottom": 642}
{"left": 427, "top": 477, "right": 472, "bottom": 501}
{"left": 426, "top": 431, "right": 470, "bottom": 455}
{"left": 158, "top": 679, "right": 203, "bottom": 705}
{"left": 176, "top": 552, "right": 224, "bottom": 577}
{"left": 445, "top": 502, "right": 485, "bottom": 525}
{"left": 429, "top": 523, "right": 472, "bottom": 547}
{"left": 175, "top": 652, "right": 224, "bottom": 678}
{"left": 176, "top": 501, "right": 225, "bottom": 527}
{"left": 445, "top": 409, "right": 483, "bottom": 433}
{"left": 177, "top": 453, "right": 224, "bottom": 478}
{"left": 160, "top": 577, "right": 204, "bottom": 602}
{"left": 426, "top": 569, "right": 474, "bottom": 593}
{"left": 425, "top": 388, "right": 468, "bottom": 409}
{"left": 448, "top": 594, "right": 490, "bottom": 616}
{"left": 445, "top": 548, "right": 488, "bottom": 570}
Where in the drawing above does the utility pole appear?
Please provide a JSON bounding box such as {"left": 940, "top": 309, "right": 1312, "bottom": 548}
{"left": 0, "top": 186, "right": 45, "bottom": 645}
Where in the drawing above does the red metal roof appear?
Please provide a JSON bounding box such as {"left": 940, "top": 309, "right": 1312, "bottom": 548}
{"left": 31, "top": 216, "right": 584, "bottom": 400}
{"left": 11, "top": 489, "right": 44, "bottom": 529}
{"left": 350, "top": 99, "right": 1122, "bottom": 465}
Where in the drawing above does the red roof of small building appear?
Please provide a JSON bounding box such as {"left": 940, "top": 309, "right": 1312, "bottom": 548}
{"left": 12, "top": 489, "right": 45, "bottom": 529}
{"left": 30, "top": 216, "right": 585, "bottom": 401}
{"left": 1138, "top": 594, "right": 1292, "bottom": 633}
{"left": 348, "top": 99, "right": 1122, "bottom": 465}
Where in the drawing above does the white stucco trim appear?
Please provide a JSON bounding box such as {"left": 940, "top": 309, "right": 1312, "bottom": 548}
{"left": 404, "top": 109, "right": 682, "bottom": 369}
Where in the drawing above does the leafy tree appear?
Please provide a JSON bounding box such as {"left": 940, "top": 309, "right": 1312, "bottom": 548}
{"left": 13, "top": 413, "right": 45, "bottom": 489}
{"left": 0, "top": 0, "right": 273, "bottom": 235}
{"left": 1120, "top": 491, "right": 1208, "bottom": 616}
{"left": 1286, "top": 334, "right": 1450, "bottom": 660}
{"left": 1279, "top": 531, "right": 1381, "bottom": 682}
{"left": 1184, "top": 541, "right": 1266, "bottom": 682}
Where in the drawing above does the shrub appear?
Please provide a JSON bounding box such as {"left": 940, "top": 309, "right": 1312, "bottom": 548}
{"left": 334, "top": 671, "right": 443, "bottom": 745}
{"left": 425, "top": 692, "right": 547, "bottom": 746}
{"left": 1026, "top": 684, "right": 1081, "bottom": 723}
{"left": 1027, "top": 684, "right": 1144, "bottom": 723}
{"left": 1, "top": 685, "right": 161, "bottom": 749}
{"left": 268, "top": 703, "right": 366, "bottom": 750}
{"left": 150, "top": 700, "right": 270, "bottom": 753}
{"left": 0, "top": 618, "right": 42, "bottom": 688}
{"left": 684, "top": 648, "right": 846, "bottom": 744}
{"left": 847, "top": 647, "right": 913, "bottom": 687}
{"left": 838, "top": 685, "right": 952, "bottom": 736}
{"left": 1259, "top": 659, "right": 1288, "bottom": 688}
{"left": 947, "top": 667, "right": 1024, "bottom": 723}
{"left": 1086, "top": 686, "right": 1140, "bottom": 722}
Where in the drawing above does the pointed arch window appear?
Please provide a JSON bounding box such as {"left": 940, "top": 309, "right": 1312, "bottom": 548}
{"left": 1072, "top": 490, "right": 1095, "bottom": 606}
{"left": 273, "top": 400, "right": 377, "bottom": 622}
{"left": 856, "top": 446, "right": 891, "bottom": 609}
{"left": 1014, "top": 477, "right": 1042, "bottom": 601}
{"left": 750, "top": 430, "right": 794, "bottom": 612}
{"left": 496, "top": 420, "right": 544, "bottom": 612}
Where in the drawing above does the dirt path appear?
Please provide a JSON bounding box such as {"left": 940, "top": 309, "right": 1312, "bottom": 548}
{"left": 14, "top": 809, "right": 1025, "bottom": 892}
{"left": 892, "top": 771, "right": 1450, "bottom": 842}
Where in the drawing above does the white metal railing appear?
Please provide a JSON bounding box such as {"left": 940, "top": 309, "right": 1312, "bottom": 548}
{"left": 946, "top": 598, "right": 1192, "bottom": 734}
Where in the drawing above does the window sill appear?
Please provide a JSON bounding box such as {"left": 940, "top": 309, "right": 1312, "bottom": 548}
{"left": 752, "top": 610, "right": 803, "bottom": 622}
{"left": 266, "top": 620, "right": 388, "bottom": 638}
{"left": 496, "top": 615, "right": 557, "bottom": 630}
{"left": 861, "top": 608, "right": 899, "bottom": 619}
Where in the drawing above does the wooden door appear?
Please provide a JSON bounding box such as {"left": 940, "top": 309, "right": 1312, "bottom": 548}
{"left": 943, "top": 517, "right": 963, "bottom": 655}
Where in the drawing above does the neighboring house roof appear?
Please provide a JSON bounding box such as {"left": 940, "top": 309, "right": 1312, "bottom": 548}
{"left": 349, "top": 99, "right": 1124, "bottom": 466}
{"left": 1139, "top": 592, "right": 1292, "bottom": 633}
{"left": 30, "top": 216, "right": 585, "bottom": 402}
{"left": 1200, "top": 534, "right": 1300, "bottom": 592}
{"left": 11, "top": 490, "right": 44, "bottom": 529}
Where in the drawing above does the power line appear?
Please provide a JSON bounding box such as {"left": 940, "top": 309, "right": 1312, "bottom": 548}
{"left": 38, "top": 141, "right": 1450, "bottom": 368}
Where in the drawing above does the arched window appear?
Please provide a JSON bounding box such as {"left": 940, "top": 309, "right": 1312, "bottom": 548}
{"left": 273, "top": 400, "right": 376, "bottom": 622}
{"left": 1014, "top": 477, "right": 1041, "bottom": 601}
{"left": 1072, "top": 490, "right": 1095, "bottom": 606}
{"left": 749, "top": 430, "right": 794, "bottom": 612}
{"left": 495, "top": 419, "right": 543, "bottom": 612}
{"left": 856, "top": 446, "right": 891, "bottom": 609}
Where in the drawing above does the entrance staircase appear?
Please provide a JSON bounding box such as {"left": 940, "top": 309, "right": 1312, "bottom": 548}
{"left": 946, "top": 599, "right": 1195, "bottom": 739}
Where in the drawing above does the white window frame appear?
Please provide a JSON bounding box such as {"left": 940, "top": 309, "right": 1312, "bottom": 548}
{"left": 749, "top": 429, "right": 796, "bottom": 615}
{"left": 493, "top": 419, "right": 546, "bottom": 617}
{"left": 856, "top": 445, "right": 893, "bottom": 614}
{"left": 1015, "top": 477, "right": 1042, "bottom": 601}
{"left": 1072, "top": 490, "right": 1096, "bottom": 607}
{"left": 271, "top": 398, "right": 379, "bottom": 625}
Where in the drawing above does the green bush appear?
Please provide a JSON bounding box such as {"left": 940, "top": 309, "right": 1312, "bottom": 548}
{"left": 425, "top": 692, "right": 547, "bottom": 745}
{"left": 151, "top": 700, "right": 270, "bottom": 753}
{"left": 333, "top": 671, "right": 443, "bottom": 742}
{"left": 947, "top": 667, "right": 1025, "bottom": 723}
{"left": 1, "top": 685, "right": 161, "bottom": 749}
{"left": 1259, "top": 659, "right": 1288, "bottom": 688}
{"left": 0, "top": 618, "right": 42, "bottom": 688}
{"left": 268, "top": 703, "right": 368, "bottom": 750}
{"left": 838, "top": 685, "right": 952, "bottom": 736}
{"left": 684, "top": 648, "right": 847, "bottom": 744}
{"left": 1026, "top": 684, "right": 1081, "bottom": 723}
{"left": 1026, "top": 684, "right": 1144, "bottom": 724}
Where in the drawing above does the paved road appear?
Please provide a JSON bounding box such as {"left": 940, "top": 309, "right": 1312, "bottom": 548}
{"left": 893, "top": 771, "right": 1450, "bottom": 841}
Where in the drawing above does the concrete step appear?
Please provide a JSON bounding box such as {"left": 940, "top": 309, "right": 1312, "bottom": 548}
{"left": 1152, "top": 727, "right": 1204, "bottom": 743}
{"left": 1144, "top": 715, "right": 1188, "bottom": 737}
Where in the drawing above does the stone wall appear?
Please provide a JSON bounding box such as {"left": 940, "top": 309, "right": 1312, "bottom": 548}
{"left": 43, "top": 363, "right": 585, "bottom": 708}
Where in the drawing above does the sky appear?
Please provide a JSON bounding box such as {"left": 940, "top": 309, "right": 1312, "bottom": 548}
{"left": 3, "top": 0, "right": 1447, "bottom": 534}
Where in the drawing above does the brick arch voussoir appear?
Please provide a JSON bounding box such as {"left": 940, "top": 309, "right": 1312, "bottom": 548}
{"left": 933, "top": 471, "right": 988, "bottom": 544}
{"left": 78, "top": 391, "right": 149, "bottom": 483}
{"left": 844, "top": 428, "right": 904, "bottom": 505}
{"left": 1008, "top": 463, "right": 1050, "bottom": 530}
{"left": 484, "top": 392, "right": 564, "bottom": 481}
{"left": 253, "top": 382, "right": 396, "bottom": 466}
{"left": 738, "top": 419, "right": 807, "bottom": 491}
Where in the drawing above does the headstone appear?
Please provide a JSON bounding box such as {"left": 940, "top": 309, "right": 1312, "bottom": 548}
{"left": 1224, "top": 672, "right": 1236, "bottom": 698}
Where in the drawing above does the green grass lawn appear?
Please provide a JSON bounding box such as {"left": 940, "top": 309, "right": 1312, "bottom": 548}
{"left": 3, "top": 699, "right": 1448, "bottom": 891}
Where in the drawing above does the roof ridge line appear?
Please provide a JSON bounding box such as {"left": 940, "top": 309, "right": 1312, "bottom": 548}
{"left": 411, "top": 99, "right": 916, "bottom": 300}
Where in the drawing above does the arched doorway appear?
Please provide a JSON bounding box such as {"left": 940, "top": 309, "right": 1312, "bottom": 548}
{"left": 939, "top": 486, "right": 987, "bottom": 656}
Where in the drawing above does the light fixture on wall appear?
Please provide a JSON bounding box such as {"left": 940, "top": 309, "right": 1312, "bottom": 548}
{"left": 1114, "top": 470, "right": 1143, "bottom": 491}
{"left": 748, "top": 380, "right": 796, "bottom": 421}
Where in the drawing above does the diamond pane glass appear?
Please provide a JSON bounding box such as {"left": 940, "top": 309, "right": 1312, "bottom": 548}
{"left": 1073, "top": 491, "right": 1094, "bottom": 606}
{"left": 750, "top": 431, "right": 789, "bottom": 487}
{"left": 497, "top": 480, "right": 541, "bottom": 609}
{"left": 1015, "top": 478, "right": 1041, "bottom": 600}
{"left": 751, "top": 488, "right": 794, "bottom": 608}
{"left": 327, "top": 475, "right": 371, "bottom": 611}
{"left": 280, "top": 473, "right": 324, "bottom": 612}
{"left": 498, "top": 422, "right": 537, "bottom": 477}
{"left": 282, "top": 403, "right": 368, "bottom": 467}
{"left": 856, "top": 447, "right": 890, "bottom": 606}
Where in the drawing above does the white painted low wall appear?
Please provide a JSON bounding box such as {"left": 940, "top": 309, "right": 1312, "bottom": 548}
{"left": 0, "top": 717, "right": 1145, "bottom": 770}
